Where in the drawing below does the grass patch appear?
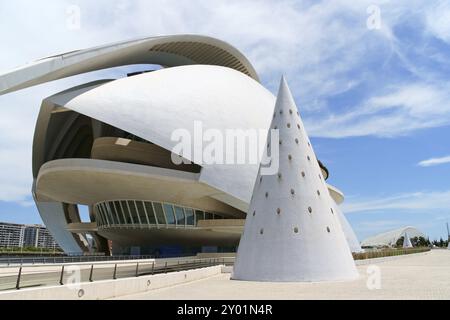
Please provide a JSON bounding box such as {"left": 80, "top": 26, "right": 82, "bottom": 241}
{"left": 353, "top": 247, "right": 430, "bottom": 260}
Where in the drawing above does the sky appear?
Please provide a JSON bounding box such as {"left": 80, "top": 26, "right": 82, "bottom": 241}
{"left": 0, "top": 0, "right": 450, "bottom": 242}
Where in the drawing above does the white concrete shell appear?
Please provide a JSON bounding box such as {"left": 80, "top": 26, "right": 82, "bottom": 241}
{"left": 0, "top": 34, "right": 259, "bottom": 96}
{"left": 361, "top": 226, "right": 425, "bottom": 247}
{"left": 232, "top": 77, "right": 358, "bottom": 282}
{"left": 42, "top": 65, "right": 275, "bottom": 210}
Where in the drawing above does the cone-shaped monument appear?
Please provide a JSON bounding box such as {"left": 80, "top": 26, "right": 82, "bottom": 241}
{"left": 403, "top": 232, "right": 413, "bottom": 248}
{"left": 232, "top": 76, "right": 358, "bottom": 282}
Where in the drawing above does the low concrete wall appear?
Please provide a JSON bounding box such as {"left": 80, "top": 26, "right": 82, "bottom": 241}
{"left": 0, "top": 265, "right": 222, "bottom": 300}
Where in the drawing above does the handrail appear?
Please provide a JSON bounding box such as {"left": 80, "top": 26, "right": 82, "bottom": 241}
{"left": 0, "top": 254, "right": 158, "bottom": 267}
{"left": 0, "top": 256, "right": 236, "bottom": 291}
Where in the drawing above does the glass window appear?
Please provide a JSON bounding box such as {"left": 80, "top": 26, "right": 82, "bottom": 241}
{"left": 109, "top": 202, "right": 122, "bottom": 224}
{"left": 144, "top": 202, "right": 156, "bottom": 224}
{"left": 105, "top": 203, "right": 117, "bottom": 225}
{"left": 153, "top": 202, "right": 166, "bottom": 225}
{"left": 185, "top": 208, "right": 194, "bottom": 226}
{"left": 113, "top": 201, "right": 125, "bottom": 224}
{"left": 120, "top": 201, "right": 133, "bottom": 224}
{"left": 164, "top": 204, "right": 176, "bottom": 225}
{"left": 205, "top": 212, "right": 213, "bottom": 220}
{"left": 195, "top": 210, "right": 204, "bottom": 224}
{"left": 136, "top": 201, "right": 149, "bottom": 224}
{"left": 96, "top": 205, "right": 104, "bottom": 226}
{"left": 174, "top": 206, "right": 185, "bottom": 226}
{"left": 101, "top": 204, "right": 110, "bottom": 226}
{"left": 128, "top": 201, "right": 141, "bottom": 225}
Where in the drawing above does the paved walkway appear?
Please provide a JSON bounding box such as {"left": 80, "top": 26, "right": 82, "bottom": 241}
{"left": 115, "top": 250, "right": 450, "bottom": 300}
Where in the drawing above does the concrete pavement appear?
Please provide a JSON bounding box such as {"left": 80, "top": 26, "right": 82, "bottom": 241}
{"left": 115, "top": 250, "right": 450, "bottom": 300}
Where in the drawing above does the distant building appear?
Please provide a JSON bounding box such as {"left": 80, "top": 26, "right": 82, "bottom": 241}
{"left": 0, "top": 222, "right": 24, "bottom": 248}
{"left": 0, "top": 222, "right": 60, "bottom": 250}
{"left": 361, "top": 226, "right": 425, "bottom": 248}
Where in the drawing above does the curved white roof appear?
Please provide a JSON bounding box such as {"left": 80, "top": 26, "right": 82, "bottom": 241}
{"left": 361, "top": 226, "right": 426, "bottom": 247}
{"left": 45, "top": 65, "right": 275, "bottom": 211}
{"left": 0, "top": 34, "right": 259, "bottom": 95}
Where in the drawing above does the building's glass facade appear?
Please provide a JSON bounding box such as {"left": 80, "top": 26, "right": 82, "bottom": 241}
{"left": 94, "top": 200, "right": 226, "bottom": 229}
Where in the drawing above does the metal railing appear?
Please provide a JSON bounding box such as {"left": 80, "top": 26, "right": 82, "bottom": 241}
{"left": 0, "top": 254, "right": 156, "bottom": 267}
{"left": 0, "top": 257, "right": 235, "bottom": 291}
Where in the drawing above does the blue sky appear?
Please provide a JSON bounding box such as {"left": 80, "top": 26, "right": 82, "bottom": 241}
{"left": 0, "top": 0, "right": 450, "bottom": 241}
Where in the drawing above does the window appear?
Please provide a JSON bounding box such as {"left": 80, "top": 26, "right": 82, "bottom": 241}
{"left": 163, "top": 204, "right": 176, "bottom": 225}
{"left": 205, "top": 212, "right": 213, "bottom": 220}
{"left": 110, "top": 203, "right": 121, "bottom": 225}
{"left": 120, "top": 201, "right": 133, "bottom": 224}
{"left": 153, "top": 202, "right": 166, "bottom": 225}
{"left": 185, "top": 208, "right": 195, "bottom": 226}
{"left": 110, "top": 203, "right": 120, "bottom": 225}
{"left": 113, "top": 201, "right": 125, "bottom": 224}
{"left": 100, "top": 204, "right": 110, "bottom": 226}
{"left": 127, "top": 201, "right": 140, "bottom": 225}
{"left": 103, "top": 203, "right": 113, "bottom": 225}
{"left": 96, "top": 206, "right": 104, "bottom": 226}
{"left": 174, "top": 206, "right": 185, "bottom": 226}
{"left": 195, "top": 210, "right": 204, "bottom": 224}
{"left": 144, "top": 202, "right": 156, "bottom": 224}
{"left": 136, "top": 201, "right": 149, "bottom": 224}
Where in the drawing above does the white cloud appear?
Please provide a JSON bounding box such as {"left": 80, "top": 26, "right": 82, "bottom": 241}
{"left": 418, "top": 155, "right": 450, "bottom": 167}
{"left": 342, "top": 190, "right": 450, "bottom": 213}
{"left": 425, "top": 2, "right": 450, "bottom": 43}
{"left": 354, "top": 220, "right": 404, "bottom": 232}
{"left": 306, "top": 83, "right": 450, "bottom": 138}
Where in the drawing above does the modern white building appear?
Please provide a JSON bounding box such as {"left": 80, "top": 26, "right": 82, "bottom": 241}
{"left": 361, "top": 226, "right": 425, "bottom": 248}
{"left": 0, "top": 35, "right": 361, "bottom": 257}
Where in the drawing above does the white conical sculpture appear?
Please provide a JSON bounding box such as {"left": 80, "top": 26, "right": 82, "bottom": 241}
{"left": 403, "top": 232, "right": 413, "bottom": 248}
{"left": 335, "top": 205, "right": 364, "bottom": 253}
{"left": 232, "top": 76, "right": 358, "bottom": 282}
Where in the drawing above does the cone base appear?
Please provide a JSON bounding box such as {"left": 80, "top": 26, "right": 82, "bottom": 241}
{"left": 231, "top": 267, "right": 359, "bottom": 283}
